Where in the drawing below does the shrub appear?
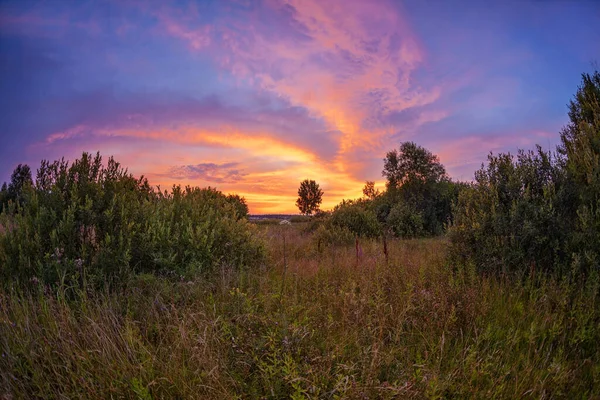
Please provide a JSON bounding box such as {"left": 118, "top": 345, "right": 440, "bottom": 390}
{"left": 386, "top": 202, "right": 424, "bottom": 238}
{"left": 0, "top": 153, "right": 265, "bottom": 289}
{"left": 448, "top": 147, "right": 568, "bottom": 275}
{"left": 330, "top": 203, "right": 380, "bottom": 238}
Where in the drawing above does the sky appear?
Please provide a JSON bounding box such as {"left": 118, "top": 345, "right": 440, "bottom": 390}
{"left": 0, "top": 0, "right": 599, "bottom": 213}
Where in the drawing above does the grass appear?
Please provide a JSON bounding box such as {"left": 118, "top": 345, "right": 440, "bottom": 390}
{"left": 1, "top": 225, "right": 599, "bottom": 398}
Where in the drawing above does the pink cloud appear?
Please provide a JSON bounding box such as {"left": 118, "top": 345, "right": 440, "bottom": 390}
{"left": 156, "top": 0, "right": 443, "bottom": 178}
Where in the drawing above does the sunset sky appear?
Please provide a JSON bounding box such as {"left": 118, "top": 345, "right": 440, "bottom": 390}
{"left": 1, "top": 0, "right": 599, "bottom": 213}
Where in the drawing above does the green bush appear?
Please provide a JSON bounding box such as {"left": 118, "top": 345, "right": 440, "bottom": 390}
{"left": 449, "top": 70, "right": 600, "bottom": 277}
{"left": 0, "top": 153, "right": 265, "bottom": 289}
{"left": 386, "top": 201, "right": 424, "bottom": 238}
{"left": 330, "top": 202, "right": 380, "bottom": 238}
{"left": 448, "top": 148, "right": 569, "bottom": 275}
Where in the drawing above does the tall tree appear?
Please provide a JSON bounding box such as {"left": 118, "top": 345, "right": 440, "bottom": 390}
{"left": 382, "top": 142, "right": 447, "bottom": 189}
{"left": 559, "top": 70, "right": 600, "bottom": 193}
{"left": 558, "top": 69, "right": 600, "bottom": 272}
{"left": 6, "top": 164, "right": 33, "bottom": 206}
{"left": 296, "top": 179, "right": 323, "bottom": 215}
{"left": 382, "top": 142, "right": 451, "bottom": 235}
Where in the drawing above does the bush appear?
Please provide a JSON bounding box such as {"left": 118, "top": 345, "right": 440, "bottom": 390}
{"left": 448, "top": 147, "right": 568, "bottom": 275}
{"left": 386, "top": 202, "right": 424, "bottom": 238}
{"left": 330, "top": 202, "right": 380, "bottom": 238}
{"left": 0, "top": 153, "right": 265, "bottom": 289}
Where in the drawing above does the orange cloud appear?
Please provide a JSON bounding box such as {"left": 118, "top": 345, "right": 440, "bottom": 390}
{"left": 43, "top": 123, "right": 369, "bottom": 213}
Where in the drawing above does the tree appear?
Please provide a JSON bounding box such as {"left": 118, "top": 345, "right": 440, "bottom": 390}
{"left": 383, "top": 142, "right": 447, "bottom": 189}
{"left": 362, "top": 181, "right": 380, "bottom": 199}
{"left": 382, "top": 142, "right": 451, "bottom": 235}
{"left": 557, "top": 69, "right": 600, "bottom": 273}
{"left": 296, "top": 179, "right": 323, "bottom": 215}
{"left": 5, "top": 164, "right": 33, "bottom": 206}
{"left": 0, "top": 182, "right": 7, "bottom": 211}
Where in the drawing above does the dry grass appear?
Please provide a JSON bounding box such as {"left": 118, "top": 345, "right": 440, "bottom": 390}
{"left": 1, "top": 224, "right": 599, "bottom": 398}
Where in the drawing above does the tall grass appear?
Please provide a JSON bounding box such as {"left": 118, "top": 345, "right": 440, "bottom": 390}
{"left": 1, "top": 225, "right": 599, "bottom": 398}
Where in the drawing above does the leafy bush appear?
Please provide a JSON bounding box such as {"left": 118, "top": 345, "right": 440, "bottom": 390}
{"left": 330, "top": 202, "right": 381, "bottom": 238}
{"left": 0, "top": 153, "right": 265, "bottom": 289}
{"left": 386, "top": 202, "right": 424, "bottom": 238}
{"left": 449, "top": 147, "right": 570, "bottom": 275}
{"left": 449, "top": 70, "right": 600, "bottom": 277}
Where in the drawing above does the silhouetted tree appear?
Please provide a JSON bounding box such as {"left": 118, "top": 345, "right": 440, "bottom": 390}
{"left": 362, "top": 181, "right": 380, "bottom": 199}
{"left": 4, "top": 164, "right": 33, "bottom": 207}
{"left": 382, "top": 142, "right": 453, "bottom": 235}
{"left": 0, "top": 182, "right": 7, "bottom": 211}
{"left": 296, "top": 179, "right": 323, "bottom": 215}
{"left": 383, "top": 142, "right": 447, "bottom": 189}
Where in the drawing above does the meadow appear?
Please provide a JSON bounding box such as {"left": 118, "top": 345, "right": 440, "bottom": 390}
{"left": 1, "top": 69, "right": 599, "bottom": 399}
{"left": 2, "top": 223, "right": 598, "bottom": 399}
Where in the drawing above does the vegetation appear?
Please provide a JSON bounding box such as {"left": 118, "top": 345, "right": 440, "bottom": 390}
{"left": 0, "top": 153, "right": 264, "bottom": 290}
{"left": 296, "top": 179, "right": 324, "bottom": 215}
{"left": 323, "top": 142, "right": 463, "bottom": 240}
{"left": 2, "top": 228, "right": 599, "bottom": 398}
{"left": 449, "top": 70, "right": 600, "bottom": 277}
{"left": 1, "top": 70, "right": 600, "bottom": 398}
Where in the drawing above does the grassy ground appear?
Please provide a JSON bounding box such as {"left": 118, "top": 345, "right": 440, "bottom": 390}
{"left": 1, "top": 224, "right": 599, "bottom": 399}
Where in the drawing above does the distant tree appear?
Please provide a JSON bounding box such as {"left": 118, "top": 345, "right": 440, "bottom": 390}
{"left": 383, "top": 142, "right": 447, "bottom": 189}
{"left": 6, "top": 164, "right": 33, "bottom": 206}
{"left": 0, "top": 182, "right": 7, "bottom": 211}
{"left": 362, "top": 181, "right": 380, "bottom": 199}
{"left": 296, "top": 179, "right": 323, "bottom": 215}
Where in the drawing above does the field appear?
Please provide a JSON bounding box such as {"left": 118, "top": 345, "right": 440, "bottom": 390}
{"left": 1, "top": 223, "right": 599, "bottom": 399}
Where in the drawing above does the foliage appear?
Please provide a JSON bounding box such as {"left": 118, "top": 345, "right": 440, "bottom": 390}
{"left": 0, "top": 164, "right": 33, "bottom": 210}
{"left": 225, "top": 193, "right": 250, "bottom": 220}
{"left": 449, "top": 148, "right": 568, "bottom": 275}
{"left": 0, "top": 153, "right": 265, "bottom": 289}
{"left": 330, "top": 201, "right": 381, "bottom": 238}
{"left": 450, "top": 70, "right": 600, "bottom": 277}
{"left": 362, "top": 180, "right": 381, "bottom": 200}
{"left": 382, "top": 142, "right": 460, "bottom": 236}
{"left": 558, "top": 70, "right": 600, "bottom": 273}
{"left": 383, "top": 141, "right": 447, "bottom": 188}
{"left": 295, "top": 179, "right": 323, "bottom": 215}
{"left": 386, "top": 201, "right": 424, "bottom": 238}
{"left": 312, "top": 223, "right": 355, "bottom": 248}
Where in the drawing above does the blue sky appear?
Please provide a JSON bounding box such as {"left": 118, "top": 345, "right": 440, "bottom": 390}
{"left": 0, "top": 0, "right": 598, "bottom": 212}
